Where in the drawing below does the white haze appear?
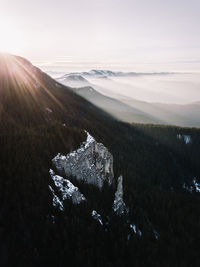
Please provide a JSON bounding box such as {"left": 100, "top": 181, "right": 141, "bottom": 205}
{"left": 87, "top": 73, "right": 200, "bottom": 104}
{"left": 41, "top": 60, "right": 200, "bottom": 105}
{"left": 45, "top": 61, "right": 200, "bottom": 127}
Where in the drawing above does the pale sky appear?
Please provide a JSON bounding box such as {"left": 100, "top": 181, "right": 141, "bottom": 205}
{"left": 0, "top": 0, "right": 200, "bottom": 67}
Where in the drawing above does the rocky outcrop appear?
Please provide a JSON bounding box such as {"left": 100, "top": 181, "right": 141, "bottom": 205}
{"left": 177, "top": 134, "right": 191, "bottom": 144}
{"left": 51, "top": 131, "right": 126, "bottom": 216}
{"left": 49, "top": 169, "right": 86, "bottom": 210}
{"left": 113, "top": 176, "right": 126, "bottom": 215}
{"left": 91, "top": 210, "right": 103, "bottom": 225}
{"left": 49, "top": 185, "right": 64, "bottom": 211}
{"left": 182, "top": 178, "right": 200, "bottom": 193}
{"left": 52, "top": 132, "right": 114, "bottom": 189}
{"left": 130, "top": 223, "right": 142, "bottom": 237}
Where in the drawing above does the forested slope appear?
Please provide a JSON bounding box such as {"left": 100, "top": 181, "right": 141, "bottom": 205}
{"left": 0, "top": 54, "right": 200, "bottom": 267}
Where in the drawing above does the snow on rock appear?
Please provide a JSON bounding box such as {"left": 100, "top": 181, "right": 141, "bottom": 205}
{"left": 183, "top": 178, "right": 200, "bottom": 193}
{"left": 49, "top": 185, "right": 64, "bottom": 211}
{"left": 52, "top": 131, "right": 127, "bottom": 217}
{"left": 91, "top": 210, "right": 103, "bottom": 225}
{"left": 113, "top": 176, "right": 126, "bottom": 215}
{"left": 51, "top": 215, "right": 55, "bottom": 224}
{"left": 153, "top": 229, "right": 160, "bottom": 240}
{"left": 49, "top": 169, "right": 86, "bottom": 208}
{"left": 148, "top": 220, "right": 160, "bottom": 240}
{"left": 182, "top": 183, "right": 193, "bottom": 193}
{"left": 193, "top": 178, "right": 200, "bottom": 192}
{"left": 130, "top": 223, "right": 142, "bottom": 237}
{"left": 52, "top": 131, "right": 114, "bottom": 189}
{"left": 46, "top": 107, "right": 53, "bottom": 113}
{"left": 177, "top": 134, "right": 191, "bottom": 144}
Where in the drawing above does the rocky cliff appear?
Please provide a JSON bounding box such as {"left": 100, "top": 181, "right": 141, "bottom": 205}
{"left": 52, "top": 131, "right": 114, "bottom": 189}
{"left": 113, "top": 176, "right": 126, "bottom": 215}
{"left": 51, "top": 131, "right": 126, "bottom": 216}
{"left": 49, "top": 169, "right": 86, "bottom": 210}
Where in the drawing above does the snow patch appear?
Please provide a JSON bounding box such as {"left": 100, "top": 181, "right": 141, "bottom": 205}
{"left": 52, "top": 131, "right": 114, "bottom": 188}
{"left": 130, "top": 224, "right": 142, "bottom": 237}
{"left": 182, "top": 183, "right": 193, "bottom": 193}
{"left": 153, "top": 229, "right": 160, "bottom": 240}
{"left": 49, "top": 185, "right": 64, "bottom": 211}
{"left": 49, "top": 169, "right": 86, "bottom": 208}
{"left": 84, "top": 131, "right": 95, "bottom": 148}
{"left": 183, "top": 178, "right": 200, "bottom": 193}
{"left": 51, "top": 215, "right": 55, "bottom": 224}
{"left": 91, "top": 210, "right": 103, "bottom": 225}
{"left": 193, "top": 178, "right": 200, "bottom": 192}
{"left": 177, "top": 134, "right": 191, "bottom": 144}
{"left": 113, "top": 176, "right": 126, "bottom": 215}
{"left": 53, "top": 132, "right": 95, "bottom": 163}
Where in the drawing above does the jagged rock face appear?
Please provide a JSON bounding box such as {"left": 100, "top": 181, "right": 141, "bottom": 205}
{"left": 113, "top": 176, "right": 126, "bottom": 215}
{"left": 52, "top": 132, "right": 114, "bottom": 189}
{"left": 49, "top": 169, "right": 86, "bottom": 210}
{"left": 51, "top": 131, "right": 126, "bottom": 216}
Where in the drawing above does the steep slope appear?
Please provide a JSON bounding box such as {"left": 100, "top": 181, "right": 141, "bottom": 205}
{"left": 122, "top": 98, "right": 200, "bottom": 127}
{"left": 1, "top": 54, "right": 200, "bottom": 267}
{"left": 74, "top": 86, "right": 159, "bottom": 124}
{"left": 0, "top": 54, "right": 121, "bottom": 133}
{"left": 56, "top": 71, "right": 200, "bottom": 127}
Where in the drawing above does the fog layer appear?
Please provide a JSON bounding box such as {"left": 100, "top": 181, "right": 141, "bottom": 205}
{"left": 86, "top": 73, "right": 200, "bottom": 105}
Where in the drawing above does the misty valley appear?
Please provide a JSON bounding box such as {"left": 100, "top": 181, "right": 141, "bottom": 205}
{"left": 49, "top": 69, "right": 200, "bottom": 127}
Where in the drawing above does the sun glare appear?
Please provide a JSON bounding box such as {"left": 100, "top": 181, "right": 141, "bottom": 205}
{"left": 0, "top": 20, "right": 25, "bottom": 54}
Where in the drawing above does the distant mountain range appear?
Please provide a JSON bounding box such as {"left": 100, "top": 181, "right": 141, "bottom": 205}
{"left": 56, "top": 72, "right": 200, "bottom": 128}
{"left": 55, "top": 69, "right": 173, "bottom": 79}
{"left": 57, "top": 74, "right": 90, "bottom": 88}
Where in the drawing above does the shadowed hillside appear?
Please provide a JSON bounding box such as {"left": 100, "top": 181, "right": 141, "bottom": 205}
{"left": 0, "top": 54, "right": 200, "bottom": 267}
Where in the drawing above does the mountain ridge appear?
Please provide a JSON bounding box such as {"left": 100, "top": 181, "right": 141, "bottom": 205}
{"left": 1, "top": 54, "right": 200, "bottom": 267}
{"left": 56, "top": 72, "right": 200, "bottom": 127}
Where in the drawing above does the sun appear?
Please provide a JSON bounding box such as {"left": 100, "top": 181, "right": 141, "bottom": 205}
{"left": 0, "top": 20, "right": 25, "bottom": 54}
